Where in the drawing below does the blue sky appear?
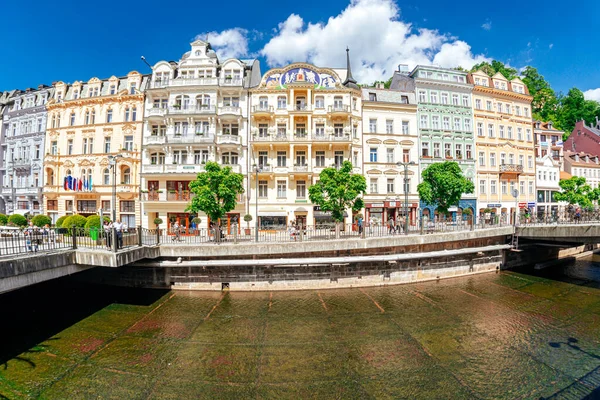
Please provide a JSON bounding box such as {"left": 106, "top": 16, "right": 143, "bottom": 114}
{"left": 2, "top": 0, "right": 599, "bottom": 99}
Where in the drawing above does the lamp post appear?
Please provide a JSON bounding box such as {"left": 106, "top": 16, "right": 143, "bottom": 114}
{"left": 108, "top": 154, "right": 123, "bottom": 222}
{"left": 253, "top": 164, "right": 262, "bottom": 242}
{"left": 396, "top": 161, "right": 416, "bottom": 235}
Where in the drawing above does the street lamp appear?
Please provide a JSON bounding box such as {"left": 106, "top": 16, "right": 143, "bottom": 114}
{"left": 108, "top": 154, "right": 123, "bottom": 222}
{"left": 396, "top": 161, "right": 416, "bottom": 235}
{"left": 253, "top": 164, "right": 262, "bottom": 242}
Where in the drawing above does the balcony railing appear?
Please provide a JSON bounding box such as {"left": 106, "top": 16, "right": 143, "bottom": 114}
{"left": 252, "top": 134, "right": 288, "bottom": 142}
{"left": 293, "top": 165, "right": 308, "bottom": 172}
{"left": 499, "top": 164, "right": 524, "bottom": 174}
{"left": 216, "top": 134, "right": 241, "bottom": 145}
{"left": 328, "top": 104, "right": 350, "bottom": 113}
{"left": 253, "top": 105, "right": 273, "bottom": 113}
{"left": 219, "top": 106, "right": 242, "bottom": 115}
{"left": 170, "top": 77, "right": 218, "bottom": 86}
{"left": 293, "top": 133, "right": 309, "bottom": 141}
{"left": 168, "top": 105, "right": 216, "bottom": 114}
{"left": 168, "top": 133, "right": 214, "bottom": 144}
{"left": 142, "top": 192, "right": 161, "bottom": 201}
{"left": 220, "top": 78, "right": 243, "bottom": 86}
{"left": 144, "top": 164, "right": 205, "bottom": 174}
{"left": 291, "top": 104, "right": 311, "bottom": 112}
{"left": 147, "top": 107, "right": 167, "bottom": 117}
{"left": 146, "top": 135, "right": 167, "bottom": 145}
{"left": 167, "top": 191, "right": 192, "bottom": 201}
{"left": 151, "top": 80, "right": 170, "bottom": 88}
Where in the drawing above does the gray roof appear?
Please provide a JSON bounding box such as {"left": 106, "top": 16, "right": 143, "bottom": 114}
{"left": 361, "top": 88, "right": 416, "bottom": 104}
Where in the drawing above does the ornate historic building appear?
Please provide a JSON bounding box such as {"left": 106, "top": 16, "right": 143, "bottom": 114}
{"left": 0, "top": 87, "right": 52, "bottom": 216}
{"left": 534, "top": 120, "right": 564, "bottom": 219}
{"left": 392, "top": 65, "right": 476, "bottom": 219}
{"left": 361, "top": 81, "right": 419, "bottom": 226}
{"left": 247, "top": 50, "right": 362, "bottom": 229}
{"left": 469, "top": 70, "right": 535, "bottom": 222}
{"left": 43, "top": 72, "right": 147, "bottom": 225}
{"left": 140, "top": 40, "right": 261, "bottom": 232}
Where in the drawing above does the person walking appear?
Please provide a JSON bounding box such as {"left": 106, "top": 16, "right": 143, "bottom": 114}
{"left": 104, "top": 220, "right": 112, "bottom": 249}
{"left": 387, "top": 217, "right": 395, "bottom": 235}
{"left": 396, "top": 216, "right": 405, "bottom": 234}
{"left": 25, "top": 221, "right": 39, "bottom": 252}
{"left": 113, "top": 219, "right": 124, "bottom": 249}
{"left": 357, "top": 216, "right": 363, "bottom": 235}
{"left": 172, "top": 221, "right": 181, "bottom": 242}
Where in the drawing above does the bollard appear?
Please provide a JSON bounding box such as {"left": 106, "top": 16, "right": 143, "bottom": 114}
{"left": 138, "top": 225, "right": 143, "bottom": 247}
{"left": 71, "top": 225, "right": 77, "bottom": 249}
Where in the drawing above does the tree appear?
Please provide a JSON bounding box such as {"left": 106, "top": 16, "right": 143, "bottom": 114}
{"left": 308, "top": 161, "right": 366, "bottom": 237}
{"left": 61, "top": 215, "right": 87, "bottom": 229}
{"left": 31, "top": 215, "right": 52, "bottom": 227}
{"left": 470, "top": 60, "right": 518, "bottom": 80}
{"left": 84, "top": 215, "right": 110, "bottom": 230}
{"left": 0, "top": 214, "right": 7, "bottom": 226}
{"left": 7, "top": 214, "right": 28, "bottom": 227}
{"left": 186, "top": 161, "right": 244, "bottom": 241}
{"left": 556, "top": 88, "right": 600, "bottom": 136}
{"left": 521, "top": 66, "right": 558, "bottom": 121}
{"left": 554, "top": 176, "right": 595, "bottom": 207}
{"left": 55, "top": 216, "right": 68, "bottom": 228}
{"left": 417, "top": 162, "right": 475, "bottom": 215}
{"left": 370, "top": 76, "right": 392, "bottom": 89}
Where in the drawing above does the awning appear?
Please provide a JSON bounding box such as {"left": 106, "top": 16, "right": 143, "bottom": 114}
{"left": 314, "top": 211, "right": 348, "bottom": 219}
{"left": 258, "top": 211, "right": 287, "bottom": 217}
{"left": 295, "top": 207, "right": 308, "bottom": 212}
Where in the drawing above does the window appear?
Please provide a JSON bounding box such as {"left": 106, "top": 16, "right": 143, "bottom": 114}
{"left": 528, "top": 156, "right": 533, "bottom": 169}
{"left": 488, "top": 124, "right": 494, "bottom": 138}
{"left": 443, "top": 117, "right": 450, "bottom": 130}
{"left": 403, "top": 149, "right": 410, "bottom": 163}
{"left": 501, "top": 181, "right": 507, "bottom": 194}
{"left": 277, "top": 151, "right": 287, "bottom": 167}
{"left": 479, "top": 180, "right": 486, "bottom": 194}
{"left": 334, "top": 124, "right": 344, "bottom": 138}
{"left": 334, "top": 151, "right": 344, "bottom": 168}
{"left": 132, "top": 107, "right": 137, "bottom": 121}
{"left": 370, "top": 178, "right": 378, "bottom": 194}
{"left": 35, "top": 145, "right": 40, "bottom": 159}
{"left": 486, "top": 101, "right": 492, "bottom": 111}
{"left": 91, "top": 111, "right": 95, "bottom": 124}
{"left": 517, "top": 128, "right": 523, "bottom": 141}
{"left": 430, "top": 92, "right": 438, "bottom": 103}
{"left": 507, "top": 127, "right": 513, "bottom": 139}
{"left": 173, "top": 150, "right": 188, "bottom": 164}
{"left": 524, "top": 107, "right": 529, "bottom": 117}
{"left": 122, "top": 167, "right": 131, "bottom": 184}
{"left": 519, "top": 155, "right": 524, "bottom": 166}
{"left": 150, "top": 152, "right": 165, "bottom": 165}
{"left": 505, "top": 104, "right": 511, "bottom": 114}
{"left": 499, "top": 125, "right": 505, "bottom": 139}
{"left": 490, "top": 153, "right": 496, "bottom": 167}
{"left": 277, "top": 180, "right": 286, "bottom": 198}
{"left": 403, "top": 178, "right": 411, "bottom": 194}
{"left": 433, "top": 143, "right": 441, "bottom": 158}
{"left": 452, "top": 94, "right": 459, "bottom": 105}
{"left": 369, "top": 119, "right": 377, "bottom": 133}
{"left": 497, "top": 102, "right": 502, "bottom": 113}
{"left": 129, "top": 83, "right": 137, "bottom": 95}
{"left": 477, "top": 123, "right": 483, "bottom": 136}
{"left": 315, "top": 151, "right": 325, "bottom": 167}
{"left": 258, "top": 180, "right": 268, "bottom": 198}
{"left": 385, "top": 119, "right": 393, "bottom": 134}
{"left": 510, "top": 182, "right": 515, "bottom": 194}
{"left": 418, "top": 91, "right": 426, "bottom": 102}
{"left": 259, "top": 96, "right": 268, "bottom": 108}
{"left": 421, "top": 142, "right": 429, "bottom": 157}
{"left": 455, "top": 143, "right": 463, "bottom": 159}
{"left": 258, "top": 151, "right": 268, "bottom": 168}
{"left": 69, "top": 112, "right": 76, "bottom": 126}
{"left": 432, "top": 116, "right": 440, "bottom": 130}
{"left": 500, "top": 153, "right": 506, "bottom": 165}
{"left": 526, "top": 129, "right": 532, "bottom": 141}
{"left": 106, "top": 109, "right": 113, "bottom": 123}
{"left": 464, "top": 119, "right": 471, "bottom": 132}
{"left": 314, "top": 124, "right": 325, "bottom": 137}
{"left": 528, "top": 181, "right": 534, "bottom": 195}
{"left": 462, "top": 95, "right": 469, "bottom": 107}
{"left": 315, "top": 96, "right": 324, "bottom": 108}
{"left": 295, "top": 150, "right": 306, "bottom": 166}
{"left": 475, "top": 99, "right": 482, "bottom": 109}
{"left": 223, "top": 123, "right": 239, "bottom": 136}
{"left": 441, "top": 93, "right": 448, "bottom": 104}
{"left": 67, "top": 139, "right": 73, "bottom": 155}
{"left": 277, "top": 96, "right": 286, "bottom": 109}
{"left": 109, "top": 85, "right": 116, "bottom": 95}
{"left": 103, "top": 168, "right": 110, "bottom": 185}
{"left": 386, "top": 148, "right": 394, "bottom": 163}
{"left": 124, "top": 136, "right": 134, "bottom": 151}
{"left": 445, "top": 143, "right": 452, "bottom": 158}
{"left": 51, "top": 141, "right": 57, "bottom": 155}
{"left": 420, "top": 115, "right": 428, "bottom": 129}
{"left": 508, "top": 153, "right": 515, "bottom": 164}
{"left": 402, "top": 121, "right": 409, "bottom": 135}
{"left": 124, "top": 107, "right": 130, "bottom": 122}
{"left": 520, "top": 181, "right": 525, "bottom": 195}
{"left": 479, "top": 151, "right": 485, "bottom": 166}
{"left": 515, "top": 106, "right": 521, "bottom": 116}
{"left": 454, "top": 118, "right": 461, "bottom": 131}
{"left": 195, "top": 121, "right": 209, "bottom": 135}
{"left": 221, "top": 152, "right": 238, "bottom": 165}
{"left": 387, "top": 178, "right": 394, "bottom": 193}
{"left": 491, "top": 180, "right": 497, "bottom": 194}
{"left": 466, "top": 144, "right": 472, "bottom": 160}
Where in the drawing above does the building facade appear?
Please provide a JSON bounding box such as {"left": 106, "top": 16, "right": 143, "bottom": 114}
{"left": 563, "top": 151, "right": 600, "bottom": 189}
{"left": 563, "top": 119, "right": 600, "bottom": 156}
{"left": 43, "top": 72, "right": 147, "bottom": 226}
{"left": 0, "top": 90, "right": 18, "bottom": 214}
{"left": 361, "top": 85, "right": 419, "bottom": 226}
{"left": 0, "top": 87, "right": 53, "bottom": 216}
{"left": 534, "top": 120, "right": 564, "bottom": 218}
{"left": 469, "top": 70, "right": 535, "bottom": 222}
{"left": 140, "top": 40, "right": 261, "bottom": 232}
{"left": 248, "top": 53, "right": 362, "bottom": 228}
{"left": 393, "top": 65, "right": 476, "bottom": 219}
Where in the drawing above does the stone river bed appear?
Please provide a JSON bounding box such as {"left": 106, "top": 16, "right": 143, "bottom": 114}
{"left": 1, "top": 256, "right": 600, "bottom": 399}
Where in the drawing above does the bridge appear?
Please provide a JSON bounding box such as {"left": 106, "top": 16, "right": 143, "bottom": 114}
{"left": 1, "top": 220, "right": 598, "bottom": 293}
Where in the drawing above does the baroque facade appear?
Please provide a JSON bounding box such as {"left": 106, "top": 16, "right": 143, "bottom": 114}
{"left": 469, "top": 70, "right": 535, "bottom": 222}
{"left": 43, "top": 72, "right": 147, "bottom": 226}
{"left": 0, "top": 86, "right": 53, "bottom": 216}
{"left": 248, "top": 52, "right": 362, "bottom": 228}
{"left": 361, "top": 83, "right": 419, "bottom": 226}
{"left": 140, "top": 40, "right": 261, "bottom": 232}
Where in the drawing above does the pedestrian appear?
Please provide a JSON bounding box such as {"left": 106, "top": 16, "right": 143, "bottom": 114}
{"left": 357, "top": 216, "right": 363, "bottom": 235}
{"left": 387, "top": 217, "right": 395, "bottom": 234}
{"left": 113, "top": 219, "right": 124, "bottom": 249}
{"left": 104, "top": 220, "right": 113, "bottom": 249}
{"left": 25, "top": 221, "right": 38, "bottom": 252}
{"left": 396, "top": 216, "right": 404, "bottom": 233}
{"left": 288, "top": 223, "right": 297, "bottom": 241}
{"left": 172, "top": 221, "right": 181, "bottom": 242}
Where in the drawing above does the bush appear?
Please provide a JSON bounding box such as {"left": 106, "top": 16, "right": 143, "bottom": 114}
{"left": 61, "top": 215, "right": 87, "bottom": 229}
{"left": 0, "top": 214, "right": 7, "bottom": 226}
{"left": 154, "top": 217, "right": 163, "bottom": 226}
{"left": 243, "top": 214, "right": 253, "bottom": 222}
{"left": 8, "top": 214, "right": 28, "bottom": 227}
{"left": 55, "top": 216, "right": 68, "bottom": 229}
{"left": 31, "top": 215, "right": 52, "bottom": 227}
{"left": 85, "top": 215, "right": 110, "bottom": 230}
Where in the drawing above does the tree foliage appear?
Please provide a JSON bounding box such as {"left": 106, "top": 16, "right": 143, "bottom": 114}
{"left": 186, "top": 161, "right": 245, "bottom": 223}
{"left": 417, "top": 162, "right": 474, "bottom": 214}
{"left": 7, "top": 214, "right": 28, "bottom": 227}
{"left": 521, "top": 66, "right": 558, "bottom": 121}
{"left": 31, "top": 215, "right": 52, "bottom": 227}
{"left": 470, "top": 60, "right": 518, "bottom": 80}
{"left": 55, "top": 216, "right": 68, "bottom": 228}
{"left": 84, "top": 215, "right": 110, "bottom": 229}
{"left": 370, "top": 76, "right": 392, "bottom": 89}
{"left": 308, "top": 161, "right": 366, "bottom": 223}
{"left": 554, "top": 176, "right": 598, "bottom": 207}
{"left": 0, "top": 214, "right": 7, "bottom": 226}
{"left": 556, "top": 88, "right": 600, "bottom": 137}
{"left": 61, "top": 215, "right": 87, "bottom": 229}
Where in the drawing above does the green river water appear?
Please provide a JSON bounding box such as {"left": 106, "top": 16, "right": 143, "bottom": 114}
{"left": 1, "top": 256, "right": 600, "bottom": 399}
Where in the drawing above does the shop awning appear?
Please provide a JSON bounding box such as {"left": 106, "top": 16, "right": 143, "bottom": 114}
{"left": 314, "top": 211, "right": 348, "bottom": 219}
{"left": 258, "top": 211, "right": 287, "bottom": 217}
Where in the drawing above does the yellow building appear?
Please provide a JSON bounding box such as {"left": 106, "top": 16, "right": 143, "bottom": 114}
{"left": 43, "top": 72, "right": 148, "bottom": 226}
{"left": 469, "top": 70, "right": 535, "bottom": 222}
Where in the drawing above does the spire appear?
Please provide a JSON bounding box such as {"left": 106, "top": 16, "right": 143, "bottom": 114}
{"left": 343, "top": 47, "right": 359, "bottom": 90}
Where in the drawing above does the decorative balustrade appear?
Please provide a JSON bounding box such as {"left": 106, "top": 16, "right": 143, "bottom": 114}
{"left": 168, "top": 105, "right": 216, "bottom": 114}
{"left": 216, "top": 134, "right": 241, "bottom": 145}
{"left": 252, "top": 105, "right": 274, "bottom": 113}
{"left": 328, "top": 104, "right": 350, "bottom": 113}
{"left": 219, "top": 106, "right": 242, "bottom": 115}
{"left": 170, "top": 77, "right": 218, "bottom": 86}
{"left": 499, "top": 164, "right": 524, "bottom": 174}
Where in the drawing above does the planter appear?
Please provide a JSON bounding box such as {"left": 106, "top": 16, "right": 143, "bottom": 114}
{"left": 244, "top": 228, "right": 251, "bottom": 235}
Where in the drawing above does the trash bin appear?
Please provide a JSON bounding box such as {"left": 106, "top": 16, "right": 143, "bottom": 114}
{"left": 90, "top": 227, "right": 98, "bottom": 241}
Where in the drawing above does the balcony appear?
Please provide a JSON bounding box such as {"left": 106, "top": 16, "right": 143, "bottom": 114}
{"left": 293, "top": 165, "right": 308, "bottom": 172}
{"left": 252, "top": 134, "right": 288, "bottom": 142}
{"left": 252, "top": 105, "right": 274, "bottom": 115}
{"left": 145, "top": 135, "right": 167, "bottom": 145}
{"left": 223, "top": 164, "right": 242, "bottom": 173}
{"left": 220, "top": 78, "right": 243, "bottom": 86}
{"left": 170, "top": 77, "right": 218, "bottom": 87}
{"left": 219, "top": 106, "right": 242, "bottom": 116}
{"left": 293, "top": 133, "right": 309, "bottom": 141}
{"left": 168, "top": 105, "right": 216, "bottom": 115}
{"left": 328, "top": 104, "right": 350, "bottom": 114}
{"left": 290, "top": 104, "right": 311, "bottom": 112}
{"left": 312, "top": 134, "right": 351, "bottom": 142}
{"left": 168, "top": 134, "right": 215, "bottom": 144}
{"left": 150, "top": 80, "right": 170, "bottom": 89}
{"left": 167, "top": 190, "right": 192, "bottom": 202}
{"left": 216, "top": 134, "right": 241, "bottom": 145}
{"left": 142, "top": 192, "right": 161, "bottom": 201}
{"left": 499, "top": 163, "right": 524, "bottom": 175}
{"left": 147, "top": 107, "right": 167, "bottom": 117}
{"left": 164, "top": 164, "right": 206, "bottom": 174}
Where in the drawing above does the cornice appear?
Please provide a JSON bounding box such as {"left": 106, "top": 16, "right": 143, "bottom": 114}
{"left": 47, "top": 94, "right": 144, "bottom": 110}
{"left": 473, "top": 86, "right": 532, "bottom": 103}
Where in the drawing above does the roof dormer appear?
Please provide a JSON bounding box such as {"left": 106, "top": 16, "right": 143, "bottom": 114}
{"left": 190, "top": 39, "right": 210, "bottom": 59}
{"left": 510, "top": 77, "right": 526, "bottom": 94}
{"left": 491, "top": 72, "right": 508, "bottom": 90}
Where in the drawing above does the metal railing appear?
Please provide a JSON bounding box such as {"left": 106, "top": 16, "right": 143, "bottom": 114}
{"left": 0, "top": 228, "right": 70, "bottom": 256}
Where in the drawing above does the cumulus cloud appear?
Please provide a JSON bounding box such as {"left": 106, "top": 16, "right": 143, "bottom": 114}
{"left": 481, "top": 20, "right": 492, "bottom": 31}
{"left": 195, "top": 28, "right": 249, "bottom": 60}
{"left": 260, "top": 0, "right": 490, "bottom": 83}
{"left": 584, "top": 88, "right": 600, "bottom": 102}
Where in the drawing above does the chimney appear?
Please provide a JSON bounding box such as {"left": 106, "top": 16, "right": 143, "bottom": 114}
{"left": 375, "top": 82, "right": 385, "bottom": 89}
{"left": 397, "top": 64, "right": 409, "bottom": 74}
{"left": 596, "top": 116, "right": 600, "bottom": 129}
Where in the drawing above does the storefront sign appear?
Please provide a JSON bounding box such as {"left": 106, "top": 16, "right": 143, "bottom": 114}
{"left": 528, "top": 202, "right": 536, "bottom": 207}
{"left": 518, "top": 202, "right": 527, "bottom": 208}
{"left": 448, "top": 207, "right": 458, "bottom": 212}
{"left": 313, "top": 205, "right": 321, "bottom": 211}
{"left": 388, "top": 201, "right": 397, "bottom": 207}
{"left": 366, "top": 203, "right": 384, "bottom": 208}
{"left": 487, "top": 203, "right": 501, "bottom": 208}
{"left": 369, "top": 208, "right": 383, "bottom": 213}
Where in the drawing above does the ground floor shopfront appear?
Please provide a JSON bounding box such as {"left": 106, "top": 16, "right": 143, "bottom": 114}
{"left": 477, "top": 201, "right": 536, "bottom": 224}
{"left": 364, "top": 201, "right": 418, "bottom": 227}
{"left": 421, "top": 199, "right": 477, "bottom": 222}
{"left": 251, "top": 205, "right": 351, "bottom": 230}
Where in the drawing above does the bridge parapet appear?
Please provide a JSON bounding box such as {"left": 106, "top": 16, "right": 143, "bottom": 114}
{"left": 517, "top": 223, "right": 600, "bottom": 244}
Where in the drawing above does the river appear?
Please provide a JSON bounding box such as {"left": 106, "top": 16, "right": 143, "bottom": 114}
{"left": 1, "top": 256, "right": 600, "bottom": 399}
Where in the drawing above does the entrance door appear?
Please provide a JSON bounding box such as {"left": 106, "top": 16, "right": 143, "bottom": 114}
{"left": 226, "top": 213, "right": 240, "bottom": 235}
{"left": 296, "top": 215, "right": 307, "bottom": 228}
{"left": 167, "top": 213, "right": 190, "bottom": 235}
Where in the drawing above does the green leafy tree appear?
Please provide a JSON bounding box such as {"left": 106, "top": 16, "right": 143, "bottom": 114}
{"left": 186, "top": 161, "right": 244, "bottom": 240}
{"left": 0, "top": 214, "right": 7, "bottom": 226}
{"left": 470, "top": 60, "right": 518, "bottom": 80}
{"left": 61, "top": 215, "right": 87, "bottom": 229}
{"left": 521, "top": 66, "right": 558, "bottom": 121}
{"left": 370, "top": 76, "right": 393, "bottom": 89}
{"left": 554, "top": 176, "right": 595, "bottom": 207}
{"left": 84, "top": 215, "right": 110, "bottom": 229}
{"left": 31, "top": 215, "right": 52, "bottom": 227}
{"left": 308, "top": 160, "right": 366, "bottom": 237}
{"left": 7, "top": 214, "right": 28, "bottom": 227}
{"left": 55, "top": 216, "right": 68, "bottom": 228}
{"left": 417, "top": 162, "right": 475, "bottom": 215}
{"left": 556, "top": 88, "right": 600, "bottom": 137}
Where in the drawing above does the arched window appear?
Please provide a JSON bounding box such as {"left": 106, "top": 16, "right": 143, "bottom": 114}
{"left": 87, "top": 168, "right": 93, "bottom": 182}
{"left": 122, "top": 167, "right": 131, "bottom": 184}
{"left": 221, "top": 152, "right": 238, "bottom": 165}
{"left": 46, "top": 169, "right": 54, "bottom": 186}
{"left": 103, "top": 168, "right": 110, "bottom": 185}
{"left": 150, "top": 152, "right": 165, "bottom": 165}
{"left": 69, "top": 112, "right": 76, "bottom": 126}
{"left": 175, "top": 95, "right": 190, "bottom": 109}
{"left": 85, "top": 110, "right": 90, "bottom": 124}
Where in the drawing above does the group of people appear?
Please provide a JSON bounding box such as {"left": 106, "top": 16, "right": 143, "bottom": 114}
{"left": 387, "top": 216, "right": 407, "bottom": 234}
{"left": 102, "top": 219, "right": 126, "bottom": 249}
{"left": 24, "top": 222, "right": 55, "bottom": 252}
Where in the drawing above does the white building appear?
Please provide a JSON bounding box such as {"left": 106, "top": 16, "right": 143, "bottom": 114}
{"left": 534, "top": 121, "right": 564, "bottom": 218}
{"left": 140, "top": 40, "right": 261, "bottom": 232}
{"left": 248, "top": 50, "right": 362, "bottom": 228}
{"left": 361, "top": 85, "right": 419, "bottom": 226}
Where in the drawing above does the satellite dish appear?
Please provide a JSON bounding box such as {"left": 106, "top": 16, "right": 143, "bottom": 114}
{"left": 511, "top": 189, "right": 519, "bottom": 198}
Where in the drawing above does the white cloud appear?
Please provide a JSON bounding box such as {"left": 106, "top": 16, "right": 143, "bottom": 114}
{"left": 549, "top": 43, "right": 554, "bottom": 49}
{"left": 481, "top": 20, "right": 492, "bottom": 31}
{"left": 584, "top": 88, "right": 600, "bottom": 102}
{"left": 195, "top": 28, "right": 249, "bottom": 60}
{"left": 260, "top": 0, "right": 490, "bottom": 84}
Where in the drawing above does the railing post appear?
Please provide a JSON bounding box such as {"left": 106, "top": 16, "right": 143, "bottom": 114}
{"left": 470, "top": 215, "right": 475, "bottom": 231}
{"left": 420, "top": 216, "right": 424, "bottom": 235}
{"left": 112, "top": 227, "right": 118, "bottom": 253}
{"left": 138, "top": 225, "right": 142, "bottom": 247}
{"left": 156, "top": 227, "right": 160, "bottom": 245}
{"left": 71, "top": 225, "right": 77, "bottom": 249}
{"left": 234, "top": 226, "right": 238, "bottom": 244}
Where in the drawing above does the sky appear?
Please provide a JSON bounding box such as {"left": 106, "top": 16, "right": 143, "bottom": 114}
{"left": 1, "top": 0, "right": 599, "bottom": 100}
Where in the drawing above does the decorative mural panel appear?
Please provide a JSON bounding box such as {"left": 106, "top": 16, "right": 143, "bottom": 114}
{"left": 262, "top": 65, "right": 339, "bottom": 89}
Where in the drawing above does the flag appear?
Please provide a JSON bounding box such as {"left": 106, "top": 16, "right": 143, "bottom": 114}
{"left": 89, "top": 176, "right": 93, "bottom": 191}
{"left": 68, "top": 175, "right": 73, "bottom": 190}
{"left": 79, "top": 178, "right": 83, "bottom": 191}
{"left": 63, "top": 177, "right": 68, "bottom": 190}
{"left": 83, "top": 177, "right": 88, "bottom": 191}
